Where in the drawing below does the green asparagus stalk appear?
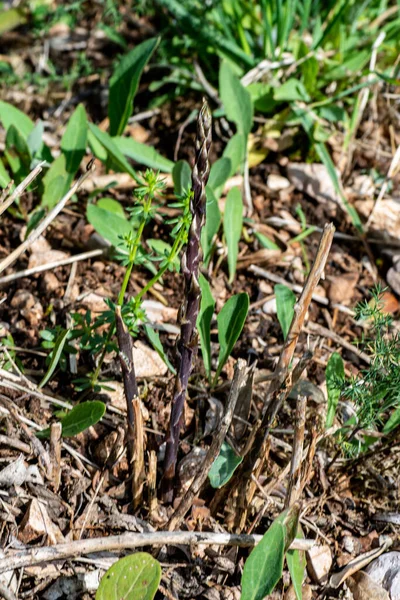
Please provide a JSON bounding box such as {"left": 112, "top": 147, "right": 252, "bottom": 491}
{"left": 162, "top": 101, "right": 212, "bottom": 502}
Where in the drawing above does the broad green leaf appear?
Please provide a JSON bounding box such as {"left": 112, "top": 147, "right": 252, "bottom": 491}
{"left": 88, "top": 128, "right": 108, "bottom": 162}
{"left": 221, "top": 133, "right": 246, "bottom": 184}
{"left": 197, "top": 274, "right": 215, "bottom": 381}
{"left": 0, "top": 100, "right": 34, "bottom": 139}
{"left": 287, "top": 527, "right": 306, "bottom": 600}
{"left": 27, "top": 121, "right": 44, "bottom": 158}
{"left": 219, "top": 62, "right": 253, "bottom": 139}
{"left": 113, "top": 136, "right": 173, "bottom": 172}
{"left": 39, "top": 328, "right": 70, "bottom": 388}
{"left": 208, "top": 157, "right": 231, "bottom": 194}
{"left": 5, "top": 125, "right": 31, "bottom": 179}
{"left": 215, "top": 292, "right": 249, "bottom": 383}
{"left": 172, "top": 160, "right": 191, "bottom": 196}
{"left": 86, "top": 202, "right": 133, "bottom": 250}
{"left": 109, "top": 38, "right": 159, "bottom": 137}
{"left": 96, "top": 552, "right": 161, "bottom": 600}
{"left": 254, "top": 231, "right": 280, "bottom": 250}
{"left": 61, "top": 103, "right": 87, "bottom": 175}
{"left": 97, "top": 197, "right": 126, "bottom": 217}
{"left": 325, "top": 352, "right": 345, "bottom": 429}
{"left": 0, "top": 159, "right": 11, "bottom": 188}
{"left": 147, "top": 239, "right": 179, "bottom": 269}
{"left": 383, "top": 406, "right": 400, "bottom": 434}
{"left": 224, "top": 187, "right": 243, "bottom": 284}
{"left": 144, "top": 325, "right": 176, "bottom": 374}
{"left": 41, "top": 154, "right": 69, "bottom": 208}
{"left": 208, "top": 441, "right": 242, "bottom": 488}
{"left": 26, "top": 208, "right": 45, "bottom": 238}
{"left": 241, "top": 505, "right": 300, "bottom": 600}
{"left": 275, "top": 284, "right": 296, "bottom": 340}
{"left": 37, "top": 401, "right": 106, "bottom": 439}
{"left": 0, "top": 8, "right": 27, "bottom": 35}
{"left": 88, "top": 123, "right": 138, "bottom": 181}
{"left": 202, "top": 186, "right": 221, "bottom": 266}
{"left": 274, "top": 79, "right": 310, "bottom": 103}
{"left": 247, "top": 83, "right": 276, "bottom": 114}
{"left": 294, "top": 107, "right": 362, "bottom": 232}
{"left": 151, "top": 0, "right": 254, "bottom": 68}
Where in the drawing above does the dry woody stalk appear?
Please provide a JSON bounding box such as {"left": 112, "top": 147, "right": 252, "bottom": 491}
{"left": 115, "top": 306, "right": 145, "bottom": 509}
{"left": 162, "top": 101, "right": 212, "bottom": 502}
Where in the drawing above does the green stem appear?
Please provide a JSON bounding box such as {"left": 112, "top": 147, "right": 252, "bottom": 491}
{"left": 91, "top": 210, "right": 186, "bottom": 390}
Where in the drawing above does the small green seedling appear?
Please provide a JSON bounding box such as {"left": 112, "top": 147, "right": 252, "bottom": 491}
{"left": 36, "top": 401, "right": 106, "bottom": 439}
{"left": 197, "top": 274, "right": 249, "bottom": 386}
{"left": 241, "top": 503, "right": 303, "bottom": 600}
{"left": 96, "top": 552, "right": 161, "bottom": 600}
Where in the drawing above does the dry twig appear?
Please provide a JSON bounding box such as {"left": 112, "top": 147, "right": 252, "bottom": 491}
{"left": 115, "top": 306, "right": 145, "bottom": 509}
{"left": 0, "top": 531, "right": 314, "bottom": 574}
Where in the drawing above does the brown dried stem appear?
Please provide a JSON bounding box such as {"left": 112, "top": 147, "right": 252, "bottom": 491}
{"left": 166, "top": 358, "right": 249, "bottom": 531}
{"left": 115, "top": 306, "right": 145, "bottom": 509}
{"left": 0, "top": 531, "right": 314, "bottom": 574}
{"left": 212, "top": 224, "right": 335, "bottom": 525}
{"left": 284, "top": 394, "right": 307, "bottom": 509}
{"left": 162, "top": 101, "right": 212, "bottom": 502}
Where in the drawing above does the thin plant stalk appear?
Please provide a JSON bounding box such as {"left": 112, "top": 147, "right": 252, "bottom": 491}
{"left": 162, "top": 101, "right": 212, "bottom": 502}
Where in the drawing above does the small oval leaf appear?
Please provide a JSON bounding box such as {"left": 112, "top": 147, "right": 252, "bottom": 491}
{"left": 325, "top": 352, "right": 345, "bottom": 429}
{"left": 37, "top": 401, "right": 106, "bottom": 439}
{"left": 215, "top": 292, "right": 249, "bottom": 383}
{"left": 96, "top": 552, "right": 161, "bottom": 600}
{"left": 275, "top": 284, "right": 296, "bottom": 340}
{"left": 39, "top": 328, "right": 70, "bottom": 389}
{"left": 208, "top": 441, "right": 242, "bottom": 488}
{"left": 224, "top": 187, "right": 243, "bottom": 284}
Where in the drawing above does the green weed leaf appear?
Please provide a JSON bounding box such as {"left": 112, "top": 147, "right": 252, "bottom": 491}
{"left": 172, "top": 160, "right": 191, "bottom": 196}
{"left": 61, "top": 103, "right": 87, "bottom": 175}
{"left": 219, "top": 62, "right": 253, "bottom": 139}
{"left": 96, "top": 552, "right": 161, "bottom": 600}
{"left": 197, "top": 274, "right": 215, "bottom": 381}
{"left": 0, "top": 159, "right": 11, "bottom": 188}
{"left": 286, "top": 527, "right": 306, "bottom": 600}
{"left": 224, "top": 187, "right": 243, "bottom": 284}
{"left": 113, "top": 137, "right": 173, "bottom": 172}
{"left": 88, "top": 123, "right": 138, "bottom": 180}
{"left": 202, "top": 186, "right": 221, "bottom": 266}
{"left": 86, "top": 202, "right": 133, "bottom": 251}
{"left": 383, "top": 406, "right": 400, "bottom": 434}
{"left": 241, "top": 505, "right": 300, "bottom": 600}
{"left": 254, "top": 232, "right": 280, "bottom": 250}
{"left": 208, "top": 441, "right": 242, "bottom": 488}
{"left": 275, "top": 284, "right": 296, "bottom": 340}
{"left": 109, "top": 38, "right": 159, "bottom": 137}
{"left": 325, "top": 352, "right": 345, "bottom": 429}
{"left": 0, "top": 100, "right": 34, "bottom": 139}
{"left": 39, "top": 328, "right": 70, "bottom": 388}
{"left": 215, "top": 293, "right": 249, "bottom": 383}
{"left": 144, "top": 325, "right": 176, "bottom": 374}
{"left": 37, "top": 401, "right": 106, "bottom": 439}
{"left": 41, "top": 154, "right": 69, "bottom": 208}
{"left": 208, "top": 157, "right": 231, "bottom": 196}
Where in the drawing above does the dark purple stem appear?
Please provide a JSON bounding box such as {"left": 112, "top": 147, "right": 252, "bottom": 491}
{"left": 162, "top": 101, "right": 212, "bottom": 502}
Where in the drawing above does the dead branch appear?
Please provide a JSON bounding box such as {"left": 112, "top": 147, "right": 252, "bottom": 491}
{"left": 0, "top": 531, "right": 315, "bottom": 574}
{"left": 284, "top": 394, "right": 307, "bottom": 508}
{"left": 115, "top": 306, "right": 144, "bottom": 510}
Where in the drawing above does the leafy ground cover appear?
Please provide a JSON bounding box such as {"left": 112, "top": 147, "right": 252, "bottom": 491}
{"left": 0, "top": 1, "right": 399, "bottom": 599}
